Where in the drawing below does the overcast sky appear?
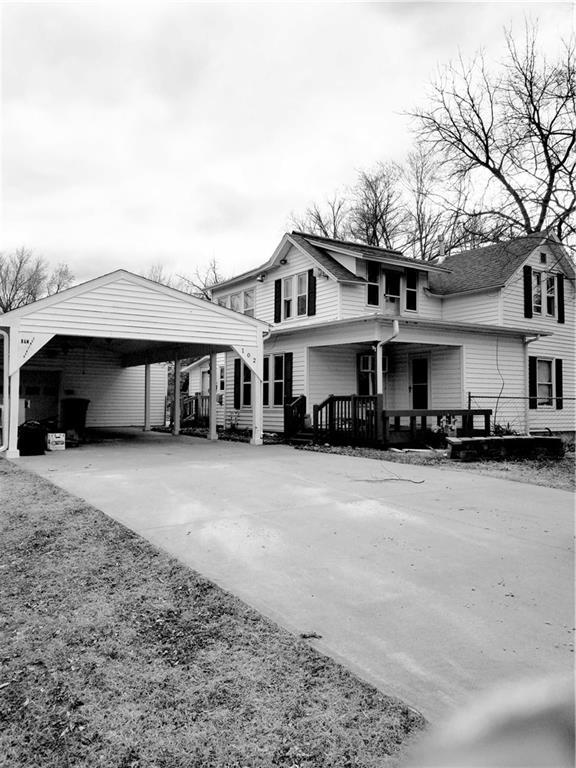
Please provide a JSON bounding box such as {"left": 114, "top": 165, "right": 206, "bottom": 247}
{"left": 1, "top": 1, "right": 572, "bottom": 284}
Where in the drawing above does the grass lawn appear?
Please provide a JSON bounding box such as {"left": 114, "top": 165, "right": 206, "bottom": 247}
{"left": 298, "top": 445, "right": 575, "bottom": 491}
{"left": 0, "top": 459, "right": 425, "bottom": 768}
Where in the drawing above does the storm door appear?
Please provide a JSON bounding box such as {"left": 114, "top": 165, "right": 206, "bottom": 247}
{"left": 410, "top": 357, "right": 429, "bottom": 409}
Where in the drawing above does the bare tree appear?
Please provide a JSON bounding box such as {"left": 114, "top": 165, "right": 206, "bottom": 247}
{"left": 0, "top": 248, "right": 74, "bottom": 313}
{"left": 348, "top": 163, "right": 409, "bottom": 249}
{"left": 143, "top": 257, "right": 226, "bottom": 300}
{"left": 410, "top": 25, "right": 576, "bottom": 243}
{"left": 290, "top": 193, "right": 350, "bottom": 240}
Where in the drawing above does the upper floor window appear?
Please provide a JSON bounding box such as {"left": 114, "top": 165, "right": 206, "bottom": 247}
{"left": 281, "top": 273, "right": 308, "bottom": 319}
{"left": 524, "top": 266, "right": 565, "bottom": 323}
{"left": 230, "top": 292, "right": 242, "bottom": 312}
{"left": 405, "top": 269, "right": 418, "bottom": 311}
{"left": 366, "top": 261, "right": 380, "bottom": 306}
{"left": 217, "top": 296, "right": 228, "bottom": 307}
{"left": 244, "top": 289, "right": 254, "bottom": 317}
{"left": 384, "top": 271, "right": 401, "bottom": 302}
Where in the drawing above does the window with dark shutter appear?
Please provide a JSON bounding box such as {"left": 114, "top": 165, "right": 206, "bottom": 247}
{"left": 555, "top": 359, "right": 563, "bottom": 410}
{"left": 523, "top": 265, "right": 533, "bottom": 318}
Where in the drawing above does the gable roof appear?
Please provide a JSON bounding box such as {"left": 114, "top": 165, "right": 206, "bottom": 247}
{"left": 428, "top": 232, "right": 573, "bottom": 295}
{"left": 213, "top": 231, "right": 450, "bottom": 291}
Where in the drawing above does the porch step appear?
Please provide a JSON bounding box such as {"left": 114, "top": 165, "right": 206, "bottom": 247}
{"left": 287, "top": 429, "right": 315, "bottom": 446}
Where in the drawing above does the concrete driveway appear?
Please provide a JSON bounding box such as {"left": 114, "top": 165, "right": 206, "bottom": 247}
{"left": 17, "top": 430, "right": 574, "bottom": 721}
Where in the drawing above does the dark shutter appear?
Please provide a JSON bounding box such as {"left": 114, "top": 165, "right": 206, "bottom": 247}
{"left": 233, "top": 358, "right": 241, "bottom": 409}
{"left": 555, "top": 359, "right": 563, "bottom": 410}
{"left": 528, "top": 356, "right": 538, "bottom": 409}
{"left": 284, "top": 352, "right": 293, "bottom": 403}
{"left": 307, "top": 269, "right": 316, "bottom": 316}
{"left": 557, "top": 274, "right": 565, "bottom": 324}
{"left": 274, "top": 279, "right": 282, "bottom": 323}
{"left": 523, "top": 265, "right": 533, "bottom": 318}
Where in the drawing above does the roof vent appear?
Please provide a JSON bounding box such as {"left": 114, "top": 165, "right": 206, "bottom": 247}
{"left": 436, "top": 235, "right": 446, "bottom": 264}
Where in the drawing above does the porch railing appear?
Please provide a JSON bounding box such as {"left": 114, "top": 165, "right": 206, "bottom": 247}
{"left": 181, "top": 394, "right": 210, "bottom": 425}
{"left": 284, "top": 395, "right": 307, "bottom": 438}
{"left": 313, "top": 395, "right": 492, "bottom": 445}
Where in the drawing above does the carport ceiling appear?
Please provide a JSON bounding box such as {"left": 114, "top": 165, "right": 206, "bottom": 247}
{"left": 41, "top": 335, "right": 230, "bottom": 367}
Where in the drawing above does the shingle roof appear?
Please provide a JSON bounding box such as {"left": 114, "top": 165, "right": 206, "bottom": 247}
{"left": 288, "top": 233, "right": 365, "bottom": 283}
{"left": 428, "top": 232, "right": 560, "bottom": 295}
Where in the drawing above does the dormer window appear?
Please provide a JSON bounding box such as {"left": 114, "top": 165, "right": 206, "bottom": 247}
{"left": 384, "top": 271, "right": 401, "bottom": 302}
{"left": 405, "top": 269, "right": 418, "bottom": 311}
{"left": 366, "top": 261, "right": 380, "bottom": 306}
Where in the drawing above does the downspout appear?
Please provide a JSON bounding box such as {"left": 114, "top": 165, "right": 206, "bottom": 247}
{"left": 523, "top": 334, "right": 541, "bottom": 434}
{"left": 376, "top": 319, "right": 399, "bottom": 395}
{"left": 1, "top": 329, "right": 9, "bottom": 452}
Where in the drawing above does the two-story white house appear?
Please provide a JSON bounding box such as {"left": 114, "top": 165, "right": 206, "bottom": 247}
{"left": 186, "top": 230, "right": 574, "bottom": 443}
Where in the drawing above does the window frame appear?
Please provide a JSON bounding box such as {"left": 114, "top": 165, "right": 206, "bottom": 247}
{"left": 296, "top": 272, "right": 308, "bottom": 316}
{"left": 262, "top": 354, "right": 287, "bottom": 407}
{"left": 536, "top": 358, "right": 554, "bottom": 408}
{"left": 282, "top": 277, "right": 293, "bottom": 319}
{"left": 405, "top": 270, "right": 418, "bottom": 312}
{"left": 366, "top": 261, "right": 381, "bottom": 307}
{"left": 241, "top": 363, "right": 252, "bottom": 407}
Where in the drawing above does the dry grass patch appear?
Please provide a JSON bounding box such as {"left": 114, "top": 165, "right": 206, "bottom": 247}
{"left": 0, "top": 459, "right": 425, "bottom": 768}
{"left": 298, "top": 445, "right": 575, "bottom": 491}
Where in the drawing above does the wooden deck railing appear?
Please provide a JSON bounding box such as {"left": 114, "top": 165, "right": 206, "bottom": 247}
{"left": 181, "top": 394, "right": 210, "bottom": 425}
{"left": 284, "top": 395, "right": 307, "bottom": 437}
{"left": 313, "top": 395, "right": 491, "bottom": 445}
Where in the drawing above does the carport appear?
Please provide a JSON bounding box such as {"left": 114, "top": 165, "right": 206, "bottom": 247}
{"left": 0, "top": 270, "right": 269, "bottom": 457}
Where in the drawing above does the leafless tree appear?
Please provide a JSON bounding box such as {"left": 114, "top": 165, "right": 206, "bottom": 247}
{"left": 291, "top": 194, "right": 350, "bottom": 240}
{"left": 143, "top": 257, "right": 226, "bottom": 300}
{"left": 0, "top": 248, "right": 74, "bottom": 313}
{"left": 348, "top": 163, "right": 409, "bottom": 249}
{"left": 410, "top": 24, "right": 576, "bottom": 244}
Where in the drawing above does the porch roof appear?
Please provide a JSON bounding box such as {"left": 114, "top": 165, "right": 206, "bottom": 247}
{"left": 269, "top": 314, "right": 553, "bottom": 341}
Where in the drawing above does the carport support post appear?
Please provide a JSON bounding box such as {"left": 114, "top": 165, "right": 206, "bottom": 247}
{"left": 7, "top": 330, "right": 20, "bottom": 458}
{"left": 208, "top": 352, "right": 218, "bottom": 441}
{"left": 173, "top": 358, "right": 181, "bottom": 436}
{"left": 143, "top": 364, "right": 151, "bottom": 431}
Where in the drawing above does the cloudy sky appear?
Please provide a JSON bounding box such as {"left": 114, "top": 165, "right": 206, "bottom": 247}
{"left": 1, "top": 1, "right": 572, "bottom": 284}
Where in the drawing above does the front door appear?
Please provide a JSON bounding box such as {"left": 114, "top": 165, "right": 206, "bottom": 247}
{"left": 411, "top": 357, "right": 428, "bottom": 409}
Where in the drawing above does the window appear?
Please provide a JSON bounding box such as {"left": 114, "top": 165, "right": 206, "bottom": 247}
{"left": 384, "top": 271, "right": 401, "bottom": 301}
{"left": 536, "top": 359, "right": 553, "bottom": 406}
{"left": 282, "top": 277, "right": 293, "bottom": 318}
{"left": 366, "top": 261, "right": 380, "bottom": 306}
{"left": 296, "top": 272, "right": 308, "bottom": 316}
{"left": 262, "top": 354, "right": 291, "bottom": 406}
{"left": 532, "top": 272, "right": 542, "bottom": 314}
{"left": 217, "top": 296, "right": 228, "bottom": 308}
{"left": 243, "top": 289, "right": 254, "bottom": 317}
{"left": 230, "top": 293, "right": 242, "bottom": 312}
{"left": 546, "top": 275, "right": 555, "bottom": 316}
{"left": 218, "top": 365, "right": 225, "bottom": 391}
{"left": 405, "top": 269, "right": 418, "bottom": 311}
{"left": 529, "top": 356, "right": 563, "bottom": 410}
{"left": 540, "top": 252, "right": 547, "bottom": 264}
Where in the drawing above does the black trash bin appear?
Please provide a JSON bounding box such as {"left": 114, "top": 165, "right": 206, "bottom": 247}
{"left": 61, "top": 398, "right": 90, "bottom": 442}
{"left": 17, "top": 421, "right": 47, "bottom": 456}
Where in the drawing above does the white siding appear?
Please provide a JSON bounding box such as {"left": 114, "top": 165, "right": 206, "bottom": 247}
{"left": 213, "top": 245, "right": 340, "bottom": 327}
{"left": 18, "top": 346, "right": 167, "bottom": 428}
{"left": 383, "top": 344, "right": 463, "bottom": 410}
{"left": 16, "top": 275, "right": 264, "bottom": 348}
{"left": 442, "top": 291, "right": 500, "bottom": 324}
{"left": 500, "top": 244, "right": 575, "bottom": 432}
{"left": 307, "top": 345, "right": 360, "bottom": 407}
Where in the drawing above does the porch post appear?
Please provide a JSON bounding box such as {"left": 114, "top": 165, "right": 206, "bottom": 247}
{"left": 6, "top": 330, "right": 21, "bottom": 458}
{"left": 208, "top": 352, "right": 218, "bottom": 441}
{"left": 143, "top": 363, "right": 151, "bottom": 431}
{"left": 173, "top": 358, "right": 181, "bottom": 436}
{"left": 250, "top": 333, "right": 264, "bottom": 446}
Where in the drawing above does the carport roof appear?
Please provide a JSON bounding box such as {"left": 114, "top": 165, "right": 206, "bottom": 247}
{"left": 1, "top": 269, "right": 269, "bottom": 366}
